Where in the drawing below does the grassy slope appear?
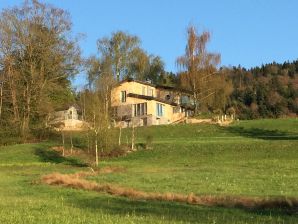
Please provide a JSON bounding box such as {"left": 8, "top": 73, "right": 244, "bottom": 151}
{"left": 0, "top": 118, "right": 297, "bottom": 223}
{"left": 99, "top": 119, "right": 298, "bottom": 197}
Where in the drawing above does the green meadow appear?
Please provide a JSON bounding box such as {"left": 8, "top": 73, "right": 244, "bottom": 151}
{"left": 0, "top": 118, "right": 297, "bottom": 223}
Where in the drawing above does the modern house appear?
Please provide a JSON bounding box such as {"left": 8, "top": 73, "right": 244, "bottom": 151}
{"left": 48, "top": 105, "right": 85, "bottom": 131}
{"left": 111, "top": 79, "right": 194, "bottom": 127}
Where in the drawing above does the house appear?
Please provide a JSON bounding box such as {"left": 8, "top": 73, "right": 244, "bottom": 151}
{"left": 111, "top": 79, "right": 194, "bottom": 127}
{"left": 49, "top": 105, "right": 85, "bottom": 131}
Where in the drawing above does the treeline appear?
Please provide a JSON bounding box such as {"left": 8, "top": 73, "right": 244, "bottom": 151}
{"left": 222, "top": 61, "right": 298, "bottom": 119}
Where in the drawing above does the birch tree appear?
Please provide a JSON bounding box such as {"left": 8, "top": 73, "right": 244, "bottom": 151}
{"left": 84, "top": 58, "right": 116, "bottom": 166}
{"left": 177, "top": 25, "right": 221, "bottom": 114}
{"left": 97, "top": 31, "right": 140, "bottom": 82}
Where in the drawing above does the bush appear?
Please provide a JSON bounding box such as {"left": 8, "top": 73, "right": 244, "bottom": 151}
{"left": 100, "top": 146, "right": 127, "bottom": 158}
{"left": 145, "top": 135, "right": 153, "bottom": 150}
{"left": 0, "top": 126, "right": 22, "bottom": 146}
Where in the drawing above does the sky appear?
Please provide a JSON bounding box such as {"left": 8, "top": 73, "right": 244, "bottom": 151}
{"left": 1, "top": 0, "right": 298, "bottom": 88}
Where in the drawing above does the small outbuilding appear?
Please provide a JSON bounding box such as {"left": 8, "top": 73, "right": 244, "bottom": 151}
{"left": 49, "top": 105, "right": 86, "bottom": 131}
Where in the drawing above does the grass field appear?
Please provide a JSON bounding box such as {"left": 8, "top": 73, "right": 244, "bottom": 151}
{"left": 0, "top": 118, "right": 297, "bottom": 223}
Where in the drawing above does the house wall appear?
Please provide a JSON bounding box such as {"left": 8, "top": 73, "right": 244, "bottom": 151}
{"left": 111, "top": 81, "right": 155, "bottom": 107}
{"left": 66, "top": 106, "right": 78, "bottom": 120}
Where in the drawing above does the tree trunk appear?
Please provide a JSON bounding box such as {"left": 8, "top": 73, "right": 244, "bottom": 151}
{"left": 0, "top": 84, "right": 3, "bottom": 120}
{"left": 131, "top": 124, "right": 135, "bottom": 150}
{"left": 83, "top": 92, "right": 86, "bottom": 121}
{"left": 87, "top": 132, "right": 90, "bottom": 154}
{"left": 70, "top": 133, "right": 73, "bottom": 154}
{"left": 118, "top": 126, "right": 122, "bottom": 146}
{"left": 21, "top": 83, "right": 31, "bottom": 138}
{"left": 105, "top": 86, "right": 109, "bottom": 121}
{"left": 193, "top": 92, "right": 199, "bottom": 115}
{"left": 62, "top": 131, "right": 65, "bottom": 156}
{"left": 7, "top": 66, "right": 19, "bottom": 122}
{"left": 21, "top": 116, "right": 29, "bottom": 140}
{"left": 193, "top": 82, "right": 199, "bottom": 115}
{"left": 95, "top": 130, "right": 98, "bottom": 166}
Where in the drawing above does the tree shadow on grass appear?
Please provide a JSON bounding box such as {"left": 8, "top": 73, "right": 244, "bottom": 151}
{"left": 226, "top": 126, "right": 298, "bottom": 140}
{"left": 68, "top": 195, "right": 298, "bottom": 223}
{"left": 34, "top": 147, "right": 87, "bottom": 167}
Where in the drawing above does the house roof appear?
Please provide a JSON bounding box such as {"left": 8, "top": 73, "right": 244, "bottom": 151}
{"left": 117, "top": 78, "right": 155, "bottom": 87}
{"left": 155, "top": 84, "right": 192, "bottom": 94}
{"left": 117, "top": 78, "right": 192, "bottom": 95}
{"left": 55, "top": 104, "right": 81, "bottom": 112}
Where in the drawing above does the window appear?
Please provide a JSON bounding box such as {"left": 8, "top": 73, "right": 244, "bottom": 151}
{"left": 156, "top": 103, "right": 164, "bottom": 117}
{"left": 147, "top": 87, "right": 153, "bottom": 97}
{"left": 137, "top": 104, "right": 141, "bottom": 116}
{"left": 121, "top": 91, "right": 126, "bottom": 102}
{"left": 133, "top": 103, "right": 147, "bottom": 117}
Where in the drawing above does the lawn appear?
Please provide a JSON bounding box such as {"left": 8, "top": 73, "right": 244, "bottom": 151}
{"left": 0, "top": 118, "right": 297, "bottom": 223}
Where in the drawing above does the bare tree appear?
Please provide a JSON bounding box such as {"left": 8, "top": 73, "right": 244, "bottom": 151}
{"left": 177, "top": 25, "right": 221, "bottom": 114}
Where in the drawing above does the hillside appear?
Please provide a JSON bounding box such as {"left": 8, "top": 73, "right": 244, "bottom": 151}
{"left": 0, "top": 119, "right": 297, "bottom": 223}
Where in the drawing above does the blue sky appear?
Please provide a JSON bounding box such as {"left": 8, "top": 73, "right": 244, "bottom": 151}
{"left": 1, "top": 0, "right": 298, "bottom": 88}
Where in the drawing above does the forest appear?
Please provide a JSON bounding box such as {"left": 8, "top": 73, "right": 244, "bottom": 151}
{"left": 213, "top": 61, "right": 298, "bottom": 119}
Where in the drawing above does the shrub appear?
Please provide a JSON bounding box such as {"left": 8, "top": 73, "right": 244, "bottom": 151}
{"left": 145, "top": 134, "right": 153, "bottom": 150}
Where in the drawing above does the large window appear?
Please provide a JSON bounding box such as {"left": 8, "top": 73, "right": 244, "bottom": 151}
{"left": 133, "top": 103, "right": 147, "bottom": 117}
{"left": 121, "top": 91, "right": 126, "bottom": 102}
{"left": 156, "top": 103, "right": 164, "bottom": 117}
